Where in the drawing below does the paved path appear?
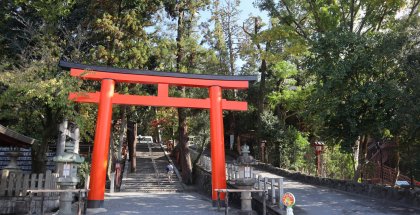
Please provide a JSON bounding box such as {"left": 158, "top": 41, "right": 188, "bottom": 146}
{"left": 255, "top": 170, "right": 420, "bottom": 215}
{"left": 96, "top": 192, "right": 237, "bottom": 215}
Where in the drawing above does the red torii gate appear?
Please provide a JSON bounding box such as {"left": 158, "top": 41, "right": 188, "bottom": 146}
{"left": 60, "top": 61, "right": 256, "bottom": 208}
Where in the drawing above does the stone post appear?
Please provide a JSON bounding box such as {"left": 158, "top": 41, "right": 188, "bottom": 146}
{"left": 57, "top": 120, "right": 68, "bottom": 156}
{"left": 72, "top": 126, "right": 80, "bottom": 154}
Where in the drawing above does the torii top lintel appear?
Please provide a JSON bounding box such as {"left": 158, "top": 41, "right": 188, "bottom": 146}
{"left": 60, "top": 61, "right": 257, "bottom": 111}
{"left": 60, "top": 61, "right": 256, "bottom": 89}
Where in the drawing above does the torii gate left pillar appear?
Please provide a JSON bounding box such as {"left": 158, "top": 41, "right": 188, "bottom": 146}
{"left": 89, "top": 79, "right": 114, "bottom": 207}
{"left": 60, "top": 61, "right": 256, "bottom": 208}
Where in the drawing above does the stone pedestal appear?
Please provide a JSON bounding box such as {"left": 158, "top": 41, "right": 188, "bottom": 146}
{"left": 240, "top": 190, "right": 252, "bottom": 212}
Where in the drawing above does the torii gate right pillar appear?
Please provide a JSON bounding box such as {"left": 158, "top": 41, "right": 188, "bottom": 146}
{"left": 209, "top": 86, "right": 227, "bottom": 205}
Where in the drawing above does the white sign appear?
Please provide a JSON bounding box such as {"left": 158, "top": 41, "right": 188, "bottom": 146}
{"left": 63, "top": 164, "right": 71, "bottom": 177}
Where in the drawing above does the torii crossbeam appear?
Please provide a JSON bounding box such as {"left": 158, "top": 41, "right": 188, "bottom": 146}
{"left": 60, "top": 61, "right": 257, "bottom": 208}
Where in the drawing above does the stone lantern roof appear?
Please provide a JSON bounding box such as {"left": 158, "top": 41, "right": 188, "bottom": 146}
{"left": 237, "top": 144, "right": 255, "bottom": 165}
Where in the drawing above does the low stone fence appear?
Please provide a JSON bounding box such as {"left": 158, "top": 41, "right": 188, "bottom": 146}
{"left": 255, "top": 162, "right": 420, "bottom": 208}
{"left": 226, "top": 163, "right": 285, "bottom": 206}
{"left": 193, "top": 165, "right": 281, "bottom": 215}
{"left": 0, "top": 170, "right": 59, "bottom": 214}
{"left": 191, "top": 149, "right": 285, "bottom": 207}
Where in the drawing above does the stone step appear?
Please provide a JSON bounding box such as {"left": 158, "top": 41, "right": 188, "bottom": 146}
{"left": 125, "top": 183, "right": 180, "bottom": 186}
{"left": 121, "top": 142, "right": 183, "bottom": 193}
{"left": 123, "top": 189, "right": 181, "bottom": 193}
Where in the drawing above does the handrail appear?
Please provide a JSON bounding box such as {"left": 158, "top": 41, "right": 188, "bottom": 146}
{"left": 214, "top": 189, "right": 267, "bottom": 215}
{"left": 27, "top": 189, "right": 89, "bottom": 215}
{"left": 190, "top": 147, "right": 285, "bottom": 208}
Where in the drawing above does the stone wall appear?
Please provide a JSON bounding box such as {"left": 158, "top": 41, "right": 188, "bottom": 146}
{"left": 193, "top": 165, "right": 213, "bottom": 198}
{"left": 0, "top": 196, "right": 59, "bottom": 214}
{"left": 255, "top": 162, "right": 420, "bottom": 208}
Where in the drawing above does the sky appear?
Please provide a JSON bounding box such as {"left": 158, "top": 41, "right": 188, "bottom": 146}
{"left": 239, "top": 1, "right": 269, "bottom": 22}
{"left": 198, "top": 1, "right": 269, "bottom": 71}
{"left": 199, "top": 1, "right": 269, "bottom": 28}
{"left": 146, "top": 1, "right": 270, "bottom": 72}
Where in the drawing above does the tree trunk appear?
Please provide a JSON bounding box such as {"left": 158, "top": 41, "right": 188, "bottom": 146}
{"left": 177, "top": 108, "right": 192, "bottom": 184}
{"left": 236, "top": 135, "right": 241, "bottom": 154}
{"left": 407, "top": 142, "right": 414, "bottom": 189}
{"left": 118, "top": 106, "right": 127, "bottom": 161}
{"left": 175, "top": 5, "right": 193, "bottom": 184}
{"left": 32, "top": 140, "right": 48, "bottom": 173}
{"left": 227, "top": 112, "right": 235, "bottom": 150}
{"left": 354, "top": 135, "right": 369, "bottom": 182}
{"left": 393, "top": 136, "right": 400, "bottom": 186}
{"left": 176, "top": 9, "right": 184, "bottom": 73}
{"left": 352, "top": 137, "right": 360, "bottom": 181}
{"left": 127, "top": 121, "right": 137, "bottom": 173}
{"left": 33, "top": 107, "right": 57, "bottom": 173}
{"left": 107, "top": 133, "right": 115, "bottom": 180}
{"left": 258, "top": 58, "right": 267, "bottom": 115}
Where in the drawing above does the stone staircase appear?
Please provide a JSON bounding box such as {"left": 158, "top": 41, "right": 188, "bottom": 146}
{"left": 121, "top": 140, "right": 183, "bottom": 192}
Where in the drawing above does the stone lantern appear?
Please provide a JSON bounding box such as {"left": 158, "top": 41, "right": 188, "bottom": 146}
{"left": 54, "top": 152, "right": 84, "bottom": 215}
{"left": 2, "top": 147, "right": 22, "bottom": 176}
{"left": 232, "top": 144, "right": 257, "bottom": 215}
{"left": 53, "top": 120, "right": 84, "bottom": 215}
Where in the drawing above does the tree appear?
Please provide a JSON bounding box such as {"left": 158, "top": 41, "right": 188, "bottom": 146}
{"left": 258, "top": 0, "right": 419, "bottom": 181}
{"left": 201, "top": 0, "right": 229, "bottom": 75}
{"left": 0, "top": 0, "right": 81, "bottom": 173}
{"left": 392, "top": 29, "right": 420, "bottom": 185}
{"left": 81, "top": 0, "right": 163, "bottom": 174}
{"left": 163, "top": 0, "right": 211, "bottom": 184}
{"left": 0, "top": 0, "right": 165, "bottom": 173}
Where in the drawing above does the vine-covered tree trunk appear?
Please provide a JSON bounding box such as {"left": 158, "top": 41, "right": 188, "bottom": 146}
{"left": 175, "top": 6, "right": 193, "bottom": 184}
{"left": 178, "top": 108, "right": 192, "bottom": 184}
{"left": 127, "top": 121, "right": 137, "bottom": 173}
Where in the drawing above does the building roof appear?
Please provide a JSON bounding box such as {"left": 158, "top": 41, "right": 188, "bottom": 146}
{"left": 0, "top": 124, "right": 36, "bottom": 148}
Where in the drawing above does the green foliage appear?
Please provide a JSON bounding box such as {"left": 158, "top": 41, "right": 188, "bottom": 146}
{"left": 258, "top": 110, "right": 311, "bottom": 170}
{"left": 258, "top": 0, "right": 419, "bottom": 180}
{"left": 307, "top": 31, "right": 407, "bottom": 149}
{"left": 323, "top": 145, "right": 354, "bottom": 179}
{"left": 0, "top": 0, "right": 418, "bottom": 181}
{"left": 267, "top": 61, "right": 310, "bottom": 114}
{"left": 77, "top": 160, "right": 91, "bottom": 188}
